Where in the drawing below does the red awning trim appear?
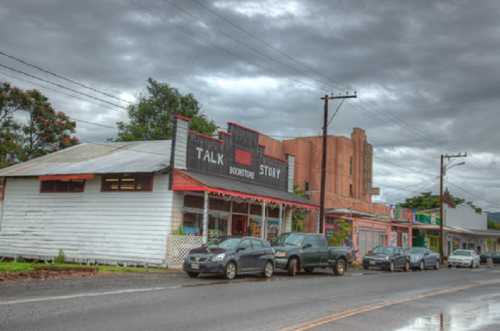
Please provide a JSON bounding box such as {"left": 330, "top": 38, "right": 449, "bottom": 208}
{"left": 39, "top": 174, "right": 94, "bottom": 181}
{"left": 190, "top": 130, "right": 224, "bottom": 144}
{"left": 173, "top": 184, "right": 316, "bottom": 209}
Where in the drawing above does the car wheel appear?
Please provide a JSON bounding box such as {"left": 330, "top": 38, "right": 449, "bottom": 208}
{"left": 334, "top": 259, "right": 346, "bottom": 276}
{"left": 470, "top": 261, "right": 474, "bottom": 269}
{"left": 419, "top": 261, "right": 425, "bottom": 271}
{"left": 225, "top": 261, "right": 237, "bottom": 280}
{"left": 434, "top": 260, "right": 440, "bottom": 270}
{"left": 404, "top": 261, "right": 411, "bottom": 272}
{"left": 304, "top": 267, "right": 314, "bottom": 273}
{"left": 186, "top": 272, "right": 199, "bottom": 278}
{"left": 388, "top": 261, "right": 395, "bottom": 272}
{"left": 288, "top": 258, "right": 298, "bottom": 277}
{"left": 263, "top": 261, "right": 274, "bottom": 278}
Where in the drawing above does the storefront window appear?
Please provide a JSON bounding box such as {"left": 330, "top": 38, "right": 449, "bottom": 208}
{"left": 208, "top": 214, "right": 228, "bottom": 240}
{"left": 248, "top": 216, "right": 262, "bottom": 237}
{"left": 267, "top": 219, "right": 281, "bottom": 241}
{"left": 184, "top": 195, "right": 204, "bottom": 209}
{"left": 209, "top": 198, "right": 230, "bottom": 212}
{"left": 250, "top": 204, "right": 262, "bottom": 215}
{"left": 182, "top": 212, "right": 203, "bottom": 235}
{"left": 267, "top": 206, "right": 280, "bottom": 218}
{"left": 233, "top": 202, "right": 249, "bottom": 214}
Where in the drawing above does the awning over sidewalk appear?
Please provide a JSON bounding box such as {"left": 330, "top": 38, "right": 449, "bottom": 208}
{"left": 172, "top": 170, "right": 317, "bottom": 209}
{"left": 413, "top": 224, "right": 500, "bottom": 237}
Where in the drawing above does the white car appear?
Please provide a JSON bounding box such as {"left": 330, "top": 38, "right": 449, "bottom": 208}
{"left": 448, "top": 249, "right": 480, "bottom": 268}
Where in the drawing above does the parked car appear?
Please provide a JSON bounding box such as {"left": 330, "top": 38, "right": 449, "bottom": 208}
{"left": 272, "top": 232, "right": 353, "bottom": 276}
{"left": 363, "top": 246, "right": 411, "bottom": 272}
{"left": 183, "top": 237, "right": 275, "bottom": 280}
{"left": 480, "top": 251, "right": 500, "bottom": 264}
{"left": 405, "top": 247, "right": 440, "bottom": 271}
{"left": 448, "top": 249, "right": 480, "bottom": 268}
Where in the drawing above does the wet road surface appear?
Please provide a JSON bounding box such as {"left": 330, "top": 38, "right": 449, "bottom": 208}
{"left": 1, "top": 267, "right": 499, "bottom": 330}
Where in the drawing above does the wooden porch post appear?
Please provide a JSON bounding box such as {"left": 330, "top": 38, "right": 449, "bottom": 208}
{"left": 278, "top": 204, "right": 283, "bottom": 236}
{"left": 261, "top": 201, "right": 267, "bottom": 240}
{"left": 202, "top": 191, "right": 209, "bottom": 244}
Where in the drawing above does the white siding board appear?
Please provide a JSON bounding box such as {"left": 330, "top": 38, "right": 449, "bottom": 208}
{"left": 174, "top": 119, "right": 188, "bottom": 169}
{"left": 0, "top": 175, "right": 173, "bottom": 265}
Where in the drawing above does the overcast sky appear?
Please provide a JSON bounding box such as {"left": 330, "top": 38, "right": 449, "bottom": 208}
{"left": 1, "top": 0, "right": 500, "bottom": 210}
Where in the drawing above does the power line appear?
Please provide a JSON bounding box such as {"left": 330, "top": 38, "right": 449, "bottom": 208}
{"left": 0, "top": 49, "right": 132, "bottom": 105}
{"left": 189, "top": 0, "right": 351, "bottom": 93}
{"left": 0, "top": 63, "right": 128, "bottom": 111}
{"left": 0, "top": 68, "right": 126, "bottom": 116}
{"left": 156, "top": 1, "right": 333, "bottom": 93}
{"left": 0, "top": 69, "right": 119, "bottom": 131}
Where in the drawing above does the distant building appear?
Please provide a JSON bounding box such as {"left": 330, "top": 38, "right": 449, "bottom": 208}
{"left": 259, "top": 128, "right": 402, "bottom": 258}
{"left": 413, "top": 203, "right": 500, "bottom": 255}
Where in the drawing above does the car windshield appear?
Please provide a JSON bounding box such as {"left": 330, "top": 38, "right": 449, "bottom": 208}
{"left": 408, "top": 247, "right": 427, "bottom": 254}
{"left": 212, "top": 238, "right": 241, "bottom": 250}
{"left": 372, "top": 247, "right": 396, "bottom": 255}
{"left": 276, "top": 233, "right": 305, "bottom": 246}
{"left": 453, "top": 250, "right": 472, "bottom": 256}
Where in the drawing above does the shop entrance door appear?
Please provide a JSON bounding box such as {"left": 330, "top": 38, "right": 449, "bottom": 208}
{"left": 232, "top": 215, "right": 248, "bottom": 236}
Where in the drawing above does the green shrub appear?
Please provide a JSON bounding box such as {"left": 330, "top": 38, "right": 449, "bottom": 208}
{"left": 54, "top": 249, "right": 65, "bottom": 264}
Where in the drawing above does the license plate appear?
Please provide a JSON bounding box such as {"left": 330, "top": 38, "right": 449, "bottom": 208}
{"left": 370, "top": 261, "right": 376, "bottom": 265}
{"left": 191, "top": 263, "right": 199, "bottom": 270}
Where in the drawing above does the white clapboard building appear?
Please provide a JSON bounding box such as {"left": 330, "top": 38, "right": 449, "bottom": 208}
{"left": 0, "top": 116, "right": 315, "bottom": 266}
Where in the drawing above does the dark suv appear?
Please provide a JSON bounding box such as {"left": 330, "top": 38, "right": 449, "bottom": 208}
{"left": 183, "top": 237, "right": 275, "bottom": 280}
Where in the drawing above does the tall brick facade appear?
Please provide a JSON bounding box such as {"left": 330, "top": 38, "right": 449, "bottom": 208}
{"left": 259, "top": 128, "right": 390, "bottom": 232}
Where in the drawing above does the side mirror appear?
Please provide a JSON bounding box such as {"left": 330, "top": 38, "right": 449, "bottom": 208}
{"left": 303, "top": 243, "right": 312, "bottom": 249}
{"left": 424, "top": 252, "right": 430, "bottom": 256}
{"left": 237, "top": 246, "right": 246, "bottom": 252}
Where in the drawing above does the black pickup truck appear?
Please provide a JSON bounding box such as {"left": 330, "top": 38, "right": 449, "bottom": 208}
{"left": 272, "top": 232, "right": 354, "bottom": 276}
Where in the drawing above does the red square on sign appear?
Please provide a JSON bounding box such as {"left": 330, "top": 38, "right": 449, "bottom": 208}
{"left": 235, "top": 149, "right": 252, "bottom": 166}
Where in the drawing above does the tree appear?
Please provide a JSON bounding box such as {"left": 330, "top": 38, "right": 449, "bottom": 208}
{"left": 21, "top": 89, "right": 78, "bottom": 160}
{"left": 116, "top": 78, "right": 217, "bottom": 141}
{"left": 399, "top": 191, "right": 465, "bottom": 210}
{"left": 0, "top": 82, "right": 78, "bottom": 167}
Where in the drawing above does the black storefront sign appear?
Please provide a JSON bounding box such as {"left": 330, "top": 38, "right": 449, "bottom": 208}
{"left": 186, "top": 123, "right": 288, "bottom": 191}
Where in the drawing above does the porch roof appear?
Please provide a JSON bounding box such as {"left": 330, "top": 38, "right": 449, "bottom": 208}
{"left": 172, "top": 170, "right": 317, "bottom": 209}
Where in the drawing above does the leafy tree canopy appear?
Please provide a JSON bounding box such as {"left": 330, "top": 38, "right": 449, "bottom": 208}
{"left": 399, "top": 191, "right": 483, "bottom": 214}
{"left": 0, "top": 82, "right": 78, "bottom": 168}
{"left": 116, "top": 78, "right": 217, "bottom": 141}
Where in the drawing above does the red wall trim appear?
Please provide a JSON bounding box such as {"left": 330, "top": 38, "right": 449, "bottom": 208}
{"left": 39, "top": 174, "right": 94, "bottom": 181}
{"left": 189, "top": 130, "right": 224, "bottom": 144}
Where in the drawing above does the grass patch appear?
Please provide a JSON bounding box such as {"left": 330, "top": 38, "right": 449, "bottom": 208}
{"left": 0, "top": 261, "right": 169, "bottom": 274}
{"left": 0, "top": 261, "right": 34, "bottom": 273}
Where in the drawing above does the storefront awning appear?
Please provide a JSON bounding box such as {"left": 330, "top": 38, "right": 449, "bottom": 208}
{"left": 172, "top": 170, "right": 317, "bottom": 209}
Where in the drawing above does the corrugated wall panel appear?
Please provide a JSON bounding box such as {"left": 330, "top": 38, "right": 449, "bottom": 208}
{"left": 0, "top": 174, "right": 173, "bottom": 265}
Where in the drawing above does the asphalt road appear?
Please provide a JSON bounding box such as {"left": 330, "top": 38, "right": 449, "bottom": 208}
{"left": 1, "top": 267, "right": 500, "bottom": 331}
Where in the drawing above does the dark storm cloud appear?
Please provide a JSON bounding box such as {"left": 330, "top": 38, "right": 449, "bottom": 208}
{"left": 1, "top": 0, "right": 500, "bottom": 209}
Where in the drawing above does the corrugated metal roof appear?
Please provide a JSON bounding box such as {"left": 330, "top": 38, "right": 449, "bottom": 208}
{"left": 0, "top": 140, "right": 171, "bottom": 177}
{"left": 184, "top": 171, "right": 314, "bottom": 207}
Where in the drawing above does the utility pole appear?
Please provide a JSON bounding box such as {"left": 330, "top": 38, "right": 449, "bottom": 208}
{"left": 319, "top": 92, "right": 357, "bottom": 234}
{"left": 439, "top": 152, "right": 467, "bottom": 262}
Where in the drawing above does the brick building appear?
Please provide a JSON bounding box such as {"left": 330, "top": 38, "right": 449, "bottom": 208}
{"left": 260, "top": 128, "right": 410, "bottom": 258}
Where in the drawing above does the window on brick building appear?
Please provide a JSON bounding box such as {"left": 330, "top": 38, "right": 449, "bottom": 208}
{"left": 349, "top": 157, "right": 353, "bottom": 176}
{"left": 304, "top": 181, "right": 310, "bottom": 192}
{"left": 349, "top": 184, "right": 353, "bottom": 197}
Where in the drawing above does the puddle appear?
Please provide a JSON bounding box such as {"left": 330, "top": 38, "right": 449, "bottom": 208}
{"left": 395, "top": 295, "right": 500, "bottom": 330}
